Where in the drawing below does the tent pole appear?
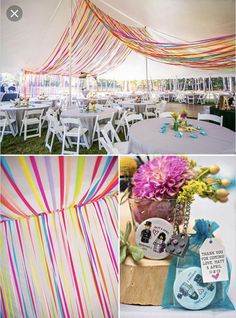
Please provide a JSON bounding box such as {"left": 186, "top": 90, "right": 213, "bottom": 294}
{"left": 229, "top": 77, "right": 233, "bottom": 92}
{"left": 145, "top": 55, "right": 149, "bottom": 99}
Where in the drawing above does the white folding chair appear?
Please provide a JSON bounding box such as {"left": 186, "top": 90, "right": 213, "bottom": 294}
{"left": 197, "top": 94, "right": 206, "bottom": 105}
{"left": 98, "top": 137, "right": 119, "bottom": 154}
{"left": 0, "top": 111, "right": 17, "bottom": 142}
{"left": 163, "top": 94, "right": 170, "bottom": 102}
{"left": 115, "top": 110, "right": 128, "bottom": 134}
{"left": 159, "top": 112, "right": 173, "bottom": 118}
{"left": 187, "top": 95, "right": 194, "bottom": 104}
{"left": 41, "top": 107, "right": 58, "bottom": 128}
{"left": 92, "top": 112, "right": 115, "bottom": 149}
{"left": 61, "top": 117, "right": 89, "bottom": 154}
{"left": 100, "top": 122, "right": 128, "bottom": 154}
{"left": 156, "top": 100, "right": 167, "bottom": 117}
{"left": 45, "top": 113, "right": 64, "bottom": 152}
{"left": 20, "top": 109, "right": 43, "bottom": 140}
{"left": 197, "top": 113, "right": 223, "bottom": 126}
{"left": 0, "top": 112, "right": 7, "bottom": 143}
{"left": 124, "top": 113, "right": 143, "bottom": 140}
{"left": 179, "top": 94, "right": 187, "bottom": 104}
{"left": 144, "top": 104, "right": 158, "bottom": 119}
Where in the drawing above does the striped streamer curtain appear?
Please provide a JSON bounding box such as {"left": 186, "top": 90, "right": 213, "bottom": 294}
{"left": 0, "top": 156, "right": 118, "bottom": 318}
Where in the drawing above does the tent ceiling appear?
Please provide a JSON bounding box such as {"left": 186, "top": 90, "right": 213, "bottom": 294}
{"left": 92, "top": 0, "right": 235, "bottom": 41}
{"left": 1, "top": 0, "right": 235, "bottom": 79}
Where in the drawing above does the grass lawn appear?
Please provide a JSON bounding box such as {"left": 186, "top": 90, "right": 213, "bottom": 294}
{"left": 1, "top": 128, "right": 107, "bottom": 155}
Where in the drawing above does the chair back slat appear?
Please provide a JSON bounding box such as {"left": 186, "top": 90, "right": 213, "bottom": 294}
{"left": 198, "top": 113, "right": 223, "bottom": 126}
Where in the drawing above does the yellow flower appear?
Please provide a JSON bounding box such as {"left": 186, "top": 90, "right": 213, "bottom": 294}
{"left": 171, "top": 112, "right": 179, "bottom": 121}
{"left": 120, "top": 157, "right": 138, "bottom": 177}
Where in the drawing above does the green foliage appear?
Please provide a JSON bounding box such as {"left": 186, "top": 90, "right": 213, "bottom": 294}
{"left": 1, "top": 128, "right": 113, "bottom": 154}
{"left": 120, "top": 221, "right": 144, "bottom": 263}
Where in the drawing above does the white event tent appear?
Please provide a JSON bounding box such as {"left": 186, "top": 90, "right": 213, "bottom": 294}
{"left": 1, "top": 0, "right": 235, "bottom": 80}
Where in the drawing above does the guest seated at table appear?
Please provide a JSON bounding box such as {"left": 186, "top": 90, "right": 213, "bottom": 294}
{"left": 8, "top": 83, "right": 16, "bottom": 92}
{"left": 0, "top": 83, "right": 6, "bottom": 93}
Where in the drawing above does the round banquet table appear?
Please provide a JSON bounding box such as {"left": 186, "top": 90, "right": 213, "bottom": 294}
{"left": 128, "top": 118, "right": 235, "bottom": 154}
{"left": 121, "top": 102, "right": 155, "bottom": 114}
{"left": 61, "top": 107, "right": 117, "bottom": 146}
{"left": 0, "top": 101, "right": 52, "bottom": 131}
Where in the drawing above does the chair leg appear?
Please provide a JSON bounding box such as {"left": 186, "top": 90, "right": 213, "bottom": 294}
{"left": 83, "top": 133, "right": 89, "bottom": 149}
{"left": 50, "top": 133, "right": 55, "bottom": 152}
{"left": 39, "top": 122, "right": 42, "bottom": 138}
{"left": 98, "top": 129, "right": 101, "bottom": 150}
{"left": 0, "top": 125, "right": 6, "bottom": 143}
{"left": 45, "top": 128, "right": 50, "bottom": 145}
{"left": 20, "top": 123, "right": 24, "bottom": 136}
{"left": 62, "top": 134, "right": 66, "bottom": 154}
{"left": 9, "top": 123, "right": 15, "bottom": 137}
{"left": 76, "top": 137, "right": 80, "bottom": 154}
{"left": 24, "top": 123, "right": 27, "bottom": 141}
{"left": 91, "top": 123, "right": 97, "bottom": 144}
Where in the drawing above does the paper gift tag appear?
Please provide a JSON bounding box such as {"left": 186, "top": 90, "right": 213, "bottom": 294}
{"left": 199, "top": 238, "right": 228, "bottom": 283}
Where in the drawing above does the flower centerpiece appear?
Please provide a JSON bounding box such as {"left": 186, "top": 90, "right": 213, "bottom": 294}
{"left": 123, "top": 156, "right": 230, "bottom": 227}
{"left": 179, "top": 109, "right": 188, "bottom": 126}
{"left": 86, "top": 99, "right": 96, "bottom": 112}
{"left": 38, "top": 93, "right": 48, "bottom": 100}
{"left": 135, "top": 96, "right": 142, "bottom": 103}
{"left": 14, "top": 96, "right": 29, "bottom": 107}
{"left": 171, "top": 112, "right": 179, "bottom": 131}
{"left": 170, "top": 110, "right": 198, "bottom": 133}
{"left": 90, "top": 99, "right": 97, "bottom": 111}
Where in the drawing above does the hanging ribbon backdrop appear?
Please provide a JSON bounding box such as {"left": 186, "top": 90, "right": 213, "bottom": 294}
{"left": 24, "top": 0, "right": 132, "bottom": 77}
{"left": 85, "top": 0, "right": 235, "bottom": 70}
{"left": 0, "top": 156, "right": 118, "bottom": 318}
{"left": 22, "top": 0, "right": 235, "bottom": 96}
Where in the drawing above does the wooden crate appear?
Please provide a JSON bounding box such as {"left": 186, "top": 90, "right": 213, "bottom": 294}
{"left": 120, "top": 197, "right": 171, "bottom": 305}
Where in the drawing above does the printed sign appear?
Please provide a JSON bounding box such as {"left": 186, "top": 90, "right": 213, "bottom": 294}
{"left": 174, "top": 267, "right": 216, "bottom": 310}
{"left": 199, "top": 238, "right": 228, "bottom": 283}
{"left": 135, "top": 217, "right": 173, "bottom": 259}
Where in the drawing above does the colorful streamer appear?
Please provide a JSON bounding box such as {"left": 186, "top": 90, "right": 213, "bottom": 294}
{"left": 24, "top": 0, "right": 131, "bottom": 77}
{"left": 0, "top": 156, "right": 118, "bottom": 221}
{"left": 85, "top": 0, "right": 235, "bottom": 70}
{"left": 0, "top": 156, "right": 118, "bottom": 318}
{"left": 24, "top": 0, "right": 235, "bottom": 80}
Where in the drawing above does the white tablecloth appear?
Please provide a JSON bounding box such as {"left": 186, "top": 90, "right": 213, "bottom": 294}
{"left": 0, "top": 101, "right": 52, "bottom": 129}
{"left": 128, "top": 118, "right": 235, "bottom": 154}
{"left": 121, "top": 102, "right": 155, "bottom": 114}
{"left": 121, "top": 304, "right": 236, "bottom": 318}
{"left": 61, "top": 107, "right": 117, "bottom": 145}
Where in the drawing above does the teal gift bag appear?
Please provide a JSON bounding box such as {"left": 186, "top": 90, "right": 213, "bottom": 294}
{"left": 162, "top": 219, "right": 235, "bottom": 310}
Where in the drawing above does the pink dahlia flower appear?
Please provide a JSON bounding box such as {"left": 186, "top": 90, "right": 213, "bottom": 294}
{"left": 132, "top": 156, "right": 193, "bottom": 201}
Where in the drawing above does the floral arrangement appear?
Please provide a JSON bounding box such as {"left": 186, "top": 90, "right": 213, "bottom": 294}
{"left": 85, "top": 99, "right": 97, "bottom": 112}
{"left": 120, "top": 157, "right": 138, "bottom": 193}
{"left": 171, "top": 110, "right": 189, "bottom": 126}
{"left": 14, "top": 97, "right": 30, "bottom": 106}
{"left": 131, "top": 156, "right": 230, "bottom": 205}
{"left": 120, "top": 157, "right": 138, "bottom": 177}
{"left": 135, "top": 96, "right": 142, "bottom": 103}
{"left": 180, "top": 109, "right": 188, "bottom": 119}
{"left": 38, "top": 93, "right": 48, "bottom": 100}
